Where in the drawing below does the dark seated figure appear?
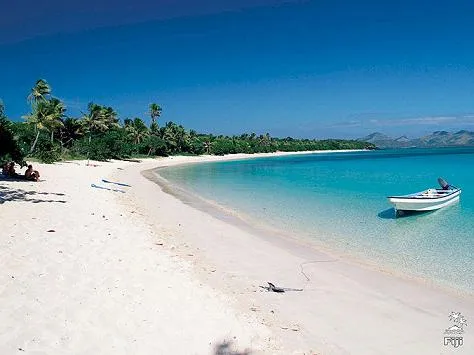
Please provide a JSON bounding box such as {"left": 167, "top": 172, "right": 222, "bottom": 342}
{"left": 2, "top": 162, "right": 41, "bottom": 181}
{"left": 7, "top": 162, "right": 20, "bottom": 178}
{"left": 1, "top": 162, "right": 21, "bottom": 178}
{"left": 1, "top": 162, "right": 9, "bottom": 176}
{"left": 25, "top": 165, "right": 40, "bottom": 181}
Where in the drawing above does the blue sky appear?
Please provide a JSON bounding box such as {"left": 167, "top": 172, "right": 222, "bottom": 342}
{"left": 2, "top": 0, "right": 474, "bottom": 138}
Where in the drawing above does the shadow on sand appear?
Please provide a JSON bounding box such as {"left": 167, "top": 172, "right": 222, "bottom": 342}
{"left": 0, "top": 185, "right": 66, "bottom": 204}
{"left": 214, "top": 341, "right": 251, "bottom": 355}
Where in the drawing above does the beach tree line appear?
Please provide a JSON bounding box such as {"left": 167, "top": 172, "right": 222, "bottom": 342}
{"left": 0, "top": 79, "right": 375, "bottom": 165}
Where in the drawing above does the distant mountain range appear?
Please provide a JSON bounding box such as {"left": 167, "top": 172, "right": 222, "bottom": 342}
{"left": 358, "top": 130, "right": 474, "bottom": 148}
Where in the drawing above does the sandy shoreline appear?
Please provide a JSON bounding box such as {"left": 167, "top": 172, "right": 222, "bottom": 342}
{"left": 1, "top": 151, "right": 473, "bottom": 354}
{"left": 149, "top": 162, "right": 473, "bottom": 299}
{"left": 132, "top": 155, "right": 474, "bottom": 354}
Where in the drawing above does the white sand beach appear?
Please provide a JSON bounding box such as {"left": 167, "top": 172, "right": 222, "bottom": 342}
{"left": 1, "top": 153, "right": 473, "bottom": 355}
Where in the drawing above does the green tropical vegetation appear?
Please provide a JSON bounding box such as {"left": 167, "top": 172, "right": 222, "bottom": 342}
{"left": 0, "top": 79, "right": 375, "bottom": 165}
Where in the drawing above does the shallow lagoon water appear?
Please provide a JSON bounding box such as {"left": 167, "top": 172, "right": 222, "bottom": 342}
{"left": 159, "top": 148, "right": 474, "bottom": 292}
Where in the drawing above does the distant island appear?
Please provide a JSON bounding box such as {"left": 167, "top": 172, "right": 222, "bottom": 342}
{"left": 359, "top": 130, "right": 474, "bottom": 149}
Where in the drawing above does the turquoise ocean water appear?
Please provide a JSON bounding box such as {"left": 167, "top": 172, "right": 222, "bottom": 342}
{"left": 159, "top": 148, "right": 474, "bottom": 292}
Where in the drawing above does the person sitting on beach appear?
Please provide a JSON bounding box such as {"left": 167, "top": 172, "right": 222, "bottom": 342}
{"left": 1, "top": 162, "right": 9, "bottom": 176}
{"left": 25, "top": 165, "right": 40, "bottom": 181}
{"left": 7, "top": 162, "right": 20, "bottom": 178}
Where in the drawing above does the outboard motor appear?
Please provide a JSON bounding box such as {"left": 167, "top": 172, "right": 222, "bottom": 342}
{"left": 438, "top": 177, "right": 450, "bottom": 190}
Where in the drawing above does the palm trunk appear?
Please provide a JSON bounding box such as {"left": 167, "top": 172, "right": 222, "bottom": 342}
{"left": 63, "top": 138, "right": 73, "bottom": 146}
{"left": 59, "top": 129, "right": 64, "bottom": 148}
{"left": 87, "top": 133, "right": 92, "bottom": 166}
{"left": 29, "top": 129, "right": 40, "bottom": 154}
{"left": 50, "top": 130, "right": 54, "bottom": 144}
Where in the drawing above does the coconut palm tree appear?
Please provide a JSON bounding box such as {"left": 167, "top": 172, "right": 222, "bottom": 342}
{"left": 202, "top": 135, "right": 215, "bottom": 155}
{"left": 24, "top": 101, "right": 48, "bottom": 153}
{"left": 59, "top": 117, "right": 83, "bottom": 148}
{"left": 81, "top": 103, "right": 110, "bottom": 142}
{"left": 44, "top": 98, "right": 66, "bottom": 144}
{"left": 81, "top": 103, "right": 114, "bottom": 164}
{"left": 125, "top": 117, "right": 149, "bottom": 144}
{"left": 27, "top": 79, "right": 51, "bottom": 106}
{"left": 0, "top": 100, "right": 5, "bottom": 121}
{"left": 161, "top": 122, "right": 178, "bottom": 153}
{"left": 258, "top": 133, "right": 271, "bottom": 146}
{"left": 25, "top": 79, "right": 54, "bottom": 153}
{"left": 102, "top": 106, "right": 119, "bottom": 130}
{"left": 24, "top": 98, "right": 64, "bottom": 152}
{"left": 124, "top": 123, "right": 138, "bottom": 143}
{"left": 203, "top": 140, "right": 213, "bottom": 155}
{"left": 149, "top": 103, "right": 162, "bottom": 129}
{"left": 175, "top": 124, "right": 191, "bottom": 152}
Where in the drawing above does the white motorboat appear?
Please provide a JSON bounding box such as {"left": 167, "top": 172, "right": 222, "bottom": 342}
{"left": 387, "top": 178, "right": 461, "bottom": 214}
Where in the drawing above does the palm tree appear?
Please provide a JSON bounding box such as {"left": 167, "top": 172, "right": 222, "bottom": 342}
{"left": 258, "top": 133, "right": 272, "bottom": 146}
{"left": 45, "top": 98, "right": 66, "bottom": 144}
{"left": 149, "top": 103, "right": 162, "bottom": 129}
{"left": 81, "top": 103, "right": 112, "bottom": 164}
{"left": 25, "top": 79, "right": 54, "bottom": 153}
{"left": 59, "top": 117, "right": 83, "bottom": 148}
{"left": 27, "top": 79, "right": 51, "bottom": 106}
{"left": 102, "top": 106, "right": 119, "bottom": 129}
{"left": 202, "top": 135, "right": 215, "bottom": 155}
{"left": 125, "top": 117, "right": 149, "bottom": 144}
{"left": 0, "top": 100, "right": 5, "bottom": 119}
{"left": 81, "top": 103, "right": 110, "bottom": 142}
{"left": 24, "top": 98, "right": 66, "bottom": 150}
{"left": 161, "top": 122, "right": 178, "bottom": 153}
{"left": 174, "top": 124, "right": 190, "bottom": 152}
{"left": 203, "top": 140, "right": 213, "bottom": 155}
{"left": 24, "top": 101, "right": 49, "bottom": 153}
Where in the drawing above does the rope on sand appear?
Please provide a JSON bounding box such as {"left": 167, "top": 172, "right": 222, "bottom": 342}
{"left": 259, "top": 260, "right": 338, "bottom": 293}
{"left": 299, "top": 259, "right": 338, "bottom": 283}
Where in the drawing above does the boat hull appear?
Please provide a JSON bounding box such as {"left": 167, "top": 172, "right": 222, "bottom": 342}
{"left": 387, "top": 189, "right": 461, "bottom": 212}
